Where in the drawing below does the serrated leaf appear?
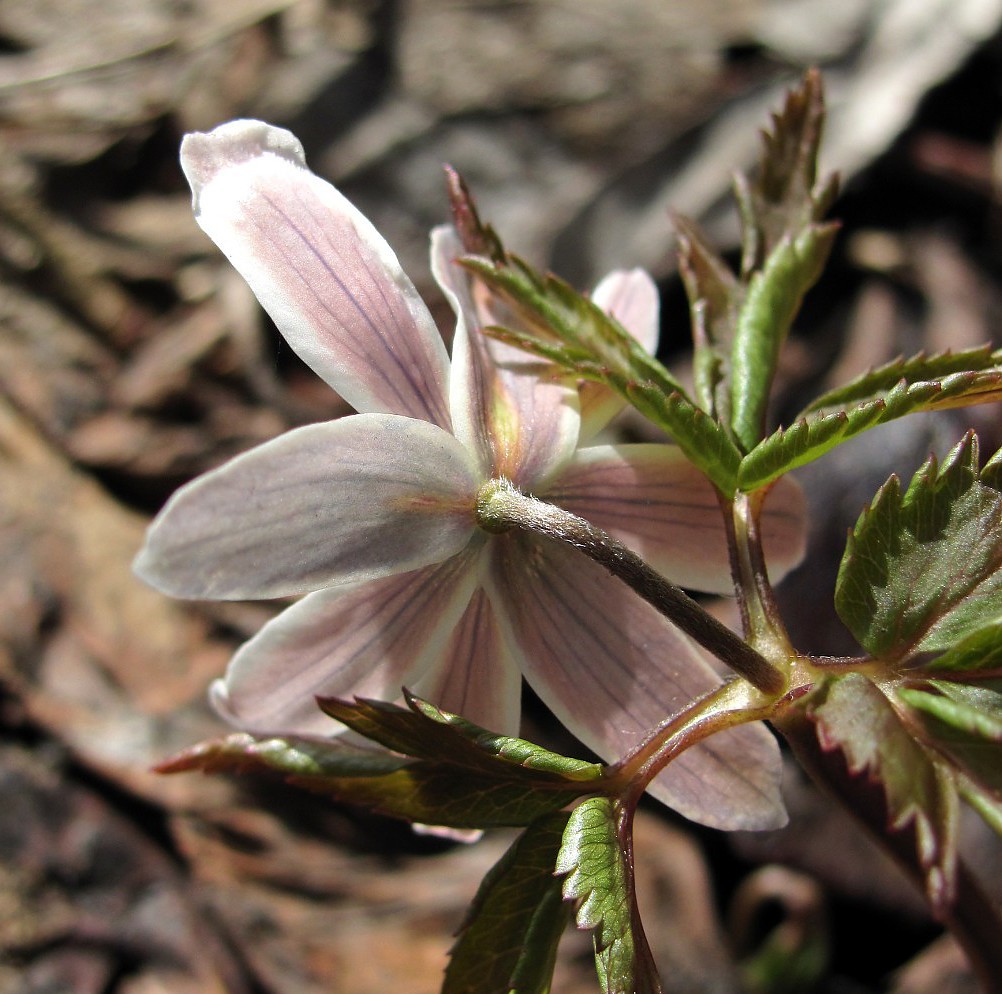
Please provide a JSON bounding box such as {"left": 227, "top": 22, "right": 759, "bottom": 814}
{"left": 729, "top": 221, "right": 838, "bottom": 451}
{"left": 901, "top": 682, "right": 1002, "bottom": 741}
{"left": 923, "top": 623, "right": 1002, "bottom": 675}
{"left": 809, "top": 674, "right": 959, "bottom": 909}
{"left": 898, "top": 682, "right": 1002, "bottom": 803}
{"left": 835, "top": 434, "right": 1002, "bottom": 659}
{"left": 804, "top": 346, "right": 1002, "bottom": 414}
{"left": 159, "top": 730, "right": 593, "bottom": 828}
{"left": 556, "top": 798, "right": 662, "bottom": 994}
{"left": 736, "top": 69, "right": 836, "bottom": 276}
{"left": 464, "top": 255, "right": 743, "bottom": 493}
{"left": 444, "top": 813, "right": 571, "bottom": 994}
{"left": 160, "top": 695, "right": 605, "bottom": 828}
{"left": 156, "top": 732, "right": 410, "bottom": 778}
{"left": 738, "top": 369, "right": 1002, "bottom": 491}
{"left": 320, "top": 694, "right": 603, "bottom": 782}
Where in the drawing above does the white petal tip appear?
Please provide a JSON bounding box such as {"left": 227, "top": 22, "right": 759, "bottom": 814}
{"left": 180, "top": 120, "right": 306, "bottom": 211}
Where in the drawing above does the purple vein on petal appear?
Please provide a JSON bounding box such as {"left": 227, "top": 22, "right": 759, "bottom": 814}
{"left": 182, "top": 121, "right": 451, "bottom": 427}
{"left": 488, "top": 533, "right": 785, "bottom": 830}
{"left": 212, "top": 547, "right": 483, "bottom": 735}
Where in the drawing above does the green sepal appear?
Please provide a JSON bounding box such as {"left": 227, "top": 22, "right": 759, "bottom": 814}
{"left": 443, "top": 813, "right": 571, "bottom": 994}
{"left": 738, "top": 365, "right": 1002, "bottom": 491}
{"left": 555, "top": 798, "right": 662, "bottom": 994}
{"left": 808, "top": 674, "right": 959, "bottom": 911}
{"left": 464, "top": 255, "right": 743, "bottom": 494}
{"left": 729, "top": 221, "right": 838, "bottom": 451}
{"left": 835, "top": 433, "right": 1002, "bottom": 659}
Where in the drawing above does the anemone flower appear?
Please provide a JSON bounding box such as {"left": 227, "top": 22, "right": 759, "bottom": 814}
{"left": 135, "top": 121, "right": 805, "bottom": 830}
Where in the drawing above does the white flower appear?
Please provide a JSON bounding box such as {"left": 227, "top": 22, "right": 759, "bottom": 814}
{"left": 135, "top": 121, "right": 806, "bottom": 829}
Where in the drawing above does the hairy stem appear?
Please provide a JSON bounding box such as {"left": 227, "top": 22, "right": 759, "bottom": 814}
{"left": 477, "top": 479, "right": 786, "bottom": 695}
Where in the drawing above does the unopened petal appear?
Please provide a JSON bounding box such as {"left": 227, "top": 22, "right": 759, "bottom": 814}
{"left": 489, "top": 533, "right": 786, "bottom": 830}
{"left": 212, "top": 549, "right": 481, "bottom": 735}
{"left": 579, "top": 268, "right": 660, "bottom": 441}
{"left": 412, "top": 586, "right": 522, "bottom": 734}
{"left": 181, "top": 120, "right": 451, "bottom": 426}
{"left": 134, "top": 414, "right": 479, "bottom": 600}
{"left": 432, "top": 226, "right": 579, "bottom": 488}
{"left": 547, "top": 444, "right": 806, "bottom": 592}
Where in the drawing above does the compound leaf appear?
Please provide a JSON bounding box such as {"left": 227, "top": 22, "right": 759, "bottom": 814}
{"left": 835, "top": 433, "right": 1002, "bottom": 659}
{"left": 444, "top": 813, "right": 571, "bottom": 994}
{"left": 739, "top": 370, "right": 1002, "bottom": 491}
{"left": 809, "top": 674, "right": 959, "bottom": 910}
{"left": 556, "top": 798, "right": 662, "bottom": 994}
{"left": 159, "top": 695, "right": 605, "bottom": 828}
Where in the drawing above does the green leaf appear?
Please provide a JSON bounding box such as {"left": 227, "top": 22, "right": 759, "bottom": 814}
{"left": 158, "top": 695, "right": 605, "bottom": 828}
{"left": 923, "top": 623, "right": 1002, "bottom": 675}
{"left": 809, "top": 674, "right": 959, "bottom": 909}
{"left": 464, "top": 255, "right": 743, "bottom": 493}
{"left": 729, "top": 221, "right": 838, "bottom": 451}
{"left": 738, "top": 368, "right": 1002, "bottom": 491}
{"left": 835, "top": 434, "right": 1002, "bottom": 659}
{"left": 804, "top": 346, "right": 1002, "bottom": 415}
{"left": 320, "top": 694, "right": 603, "bottom": 782}
{"left": 736, "top": 68, "right": 837, "bottom": 276}
{"left": 556, "top": 798, "right": 662, "bottom": 994}
{"left": 444, "top": 813, "right": 571, "bottom": 994}
{"left": 958, "top": 777, "right": 1002, "bottom": 837}
{"left": 898, "top": 681, "right": 1002, "bottom": 802}
{"left": 672, "top": 212, "right": 741, "bottom": 421}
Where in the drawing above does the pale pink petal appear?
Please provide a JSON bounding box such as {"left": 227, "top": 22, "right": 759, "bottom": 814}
{"left": 579, "top": 268, "right": 660, "bottom": 441}
{"left": 181, "top": 121, "right": 451, "bottom": 427}
{"left": 134, "top": 414, "right": 479, "bottom": 600}
{"left": 211, "top": 548, "right": 482, "bottom": 735}
{"left": 488, "top": 533, "right": 786, "bottom": 830}
{"left": 431, "top": 226, "right": 579, "bottom": 488}
{"left": 546, "top": 444, "right": 806, "bottom": 592}
{"left": 412, "top": 586, "right": 522, "bottom": 734}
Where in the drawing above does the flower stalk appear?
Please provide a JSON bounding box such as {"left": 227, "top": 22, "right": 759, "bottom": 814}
{"left": 477, "top": 478, "right": 787, "bottom": 695}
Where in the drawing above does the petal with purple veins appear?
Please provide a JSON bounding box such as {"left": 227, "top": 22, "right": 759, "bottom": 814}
{"left": 181, "top": 120, "right": 452, "bottom": 427}
{"left": 134, "top": 414, "right": 480, "bottom": 600}
{"left": 546, "top": 443, "right": 806, "bottom": 592}
{"left": 412, "top": 586, "right": 523, "bottom": 735}
{"left": 211, "top": 546, "right": 483, "bottom": 735}
{"left": 488, "top": 532, "right": 786, "bottom": 830}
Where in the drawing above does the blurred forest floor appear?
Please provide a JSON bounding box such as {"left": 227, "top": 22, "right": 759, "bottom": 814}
{"left": 2, "top": 1, "right": 1002, "bottom": 992}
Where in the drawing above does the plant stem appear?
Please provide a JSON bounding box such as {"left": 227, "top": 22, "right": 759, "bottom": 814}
{"left": 606, "top": 680, "right": 778, "bottom": 805}
{"left": 477, "top": 479, "right": 786, "bottom": 695}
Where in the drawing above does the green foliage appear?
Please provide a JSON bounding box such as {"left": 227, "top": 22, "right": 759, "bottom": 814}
{"left": 464, "top": 256, "right": 743, "bottom": 493}
{"left": 897, "top": 680, "right": 1002, "bottom": 831}
{"left": 734, "top": 69, "right": 838, "bottom": 275}
{"left": 808, "top": 674, "right": 959, "bottom": 910}
{"left": 727, "top": 68, "right": 838, "bottom": 451}
{"left": 444, "top": 813, "right": 571, "bottom": 994}
{"left": 835, "top": 433, "right": 1002, "bottom": 659}
{"left": 729, "top": 222, "right": 837, "bottom": 451}
{"left": 160, "top": 695, "right": 603, "bottom": 828}
{"left": 739, "top": 365, "right": 1002, "bottom": 490}
{"left": 556, "top": 798, "right": 662, "bottom": 994}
